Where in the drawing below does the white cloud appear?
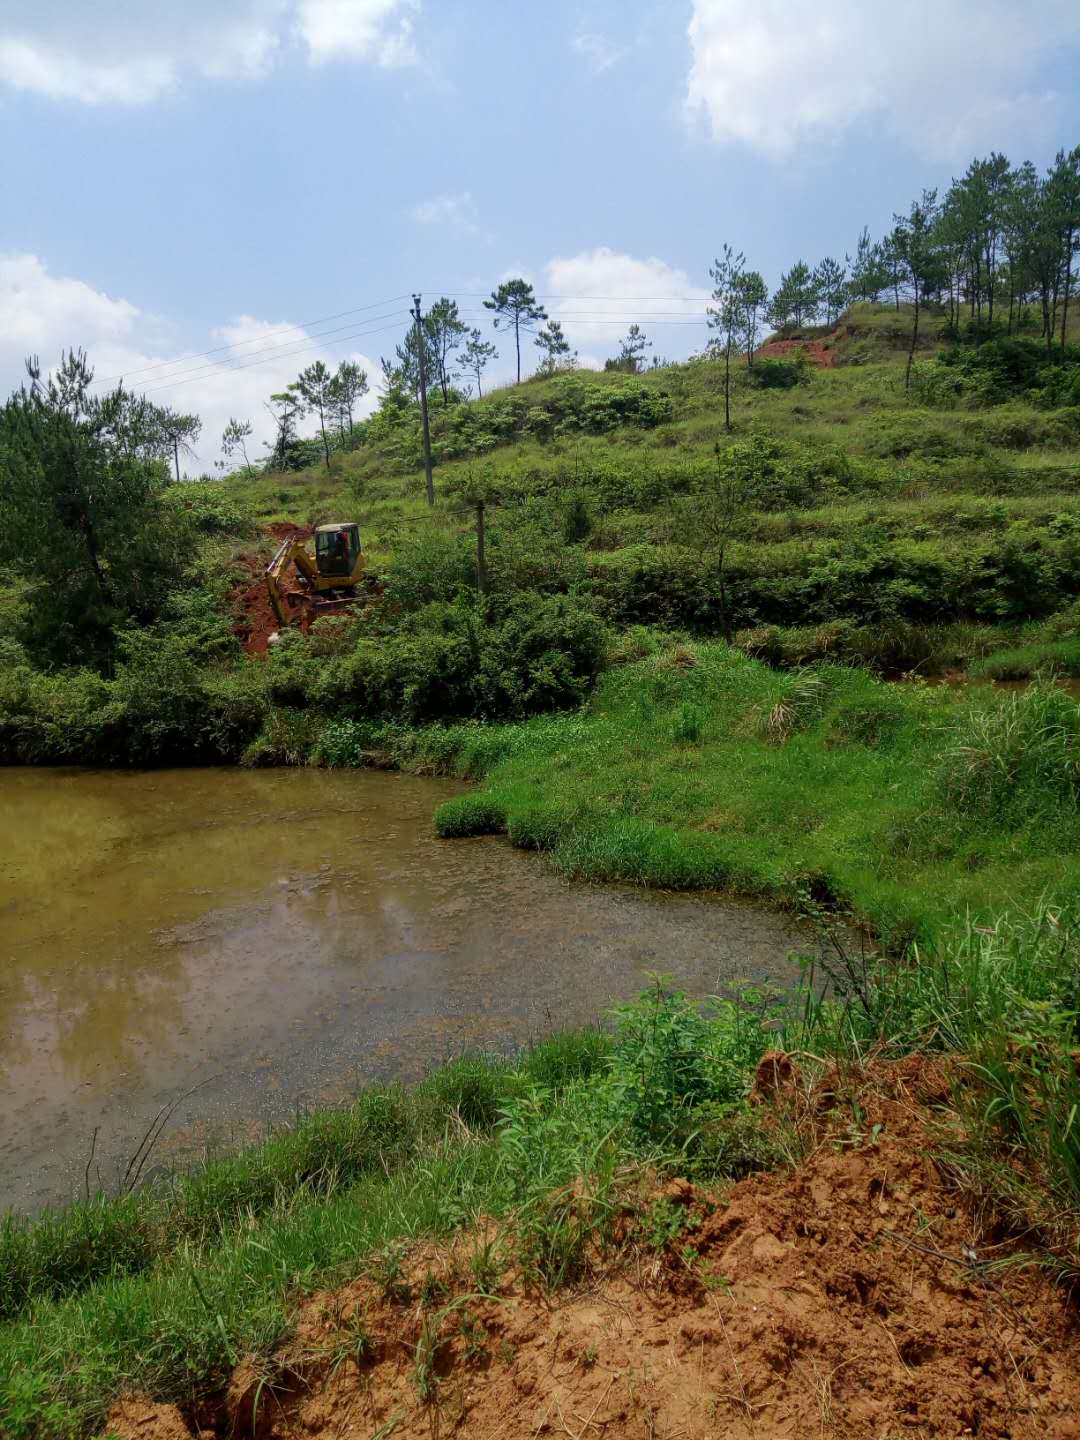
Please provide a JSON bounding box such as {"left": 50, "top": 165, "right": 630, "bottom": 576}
{"left": 685, "top": 0, "right": 1078, "bottom": 158}
{"left": 543, "top": 247, "right": 709, "bottom": 348}
{"left": 570, "top": 32, "right": 625, "bottom": 75}
{"left": 0, "top": 255, "right": 380, "bottom": 473}
{"left": 0, "top": 0, "right": 417, "bottom": 105}
{"left": 0, "top": 254, "right": 139, "bottom": 353}
{"left": 296, "top": 0, "right": 417, "bottom": 66}
{"left": 411, "top": 192, "right": 486, "bottom": 236}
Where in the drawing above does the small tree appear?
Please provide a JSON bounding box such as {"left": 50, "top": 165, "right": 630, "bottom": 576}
{"left": 424, "top": 298, "right": 467, "bottom": 403}
{"left": 848, "top": 226, "right": 890, "bottom": 303}
{"left": 264, "top": 386, "right": 305, "bottom": 470}
{"left": 813, "top": 256, "right": 848, "bottom": 328}
{"left": 735, "top": 271, "right": 768, "bottom": 366}
{"left": 770, "top": 261, "right": 818, "bottom": 329}
{"left": 707, "top": 244, "right": 746, "bottom": 432}
{"left": 484, "top": 279, "right": 548, "bottom": 383}
{"left": 393, "top": 320, "right": 437, "bottom": 403}
{"left": 460, "top": 329, "right": 498, "bottom": 398}
{"left": 1048, "top": 146, "right": 1080, "bottom": 355}
{"left": 295, "top": 360, "right": 335, "bottom": 469}
{"left": 617, "top": 323, "right": 652, "bottom": 372}
{"left": 221, "top": 417, "right": 253, "bottom": 469}
{"left": 534, "top": 319, "right": 575, "bottom": 375}
{"left": 157, "top": 407, "right": 203, "bottom": 482}
{"left": 691, "top": 442, "right": 756, "bottom": 641}
{"left": 327, "top": 361, "right": 368, "bottom": 438}
{"left": 893, "top": 188, "right": 941, "bottom": 390}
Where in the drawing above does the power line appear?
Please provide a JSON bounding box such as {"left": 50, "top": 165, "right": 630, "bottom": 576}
{"left": 91, "top": 293, "right": 413, "bottom": 388}
{"left": 132, "top": 307, "right": 410, "bottom": 395}
{"left": 95, "top": 292, "right": 710, "bottom": 391}
{"left": 87, "top": 292, "right": 715, "bottom": 403}
{"left": 429, "top": 291, "right": 712, "bottom": 302}
{"left": 138, "top": 317, "right": 410, "bottom": 397}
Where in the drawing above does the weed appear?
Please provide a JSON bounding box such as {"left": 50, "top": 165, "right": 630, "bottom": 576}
{"left": 468, "top": 1239, "right": 503, "bottom": 1295}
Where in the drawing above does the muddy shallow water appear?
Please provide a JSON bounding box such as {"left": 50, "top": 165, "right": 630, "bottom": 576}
{"left": 0, "top": 768, "right": 811, "bottom": 1213}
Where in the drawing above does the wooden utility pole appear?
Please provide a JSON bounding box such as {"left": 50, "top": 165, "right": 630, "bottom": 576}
{"left": 412, "top": 294, "right": 435, "bottom": 507}
{"left": 474, "top": 499, "right": 487, "bottom": 595}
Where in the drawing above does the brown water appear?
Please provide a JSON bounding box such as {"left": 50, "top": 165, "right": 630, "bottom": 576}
{"left": 0, "top": 768, "right": 810, "bottom": 1214}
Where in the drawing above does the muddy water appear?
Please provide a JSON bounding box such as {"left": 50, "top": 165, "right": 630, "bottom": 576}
{"left": 0, "top": 768, "right": 810, "bottom": 1214}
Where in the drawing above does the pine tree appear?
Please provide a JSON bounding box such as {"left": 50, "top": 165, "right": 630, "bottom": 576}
{"left": 484, "top": 279, "right": 548, "bottom": 383}
{"left": 460, "top": 329, "right": 498, "bottom": 397}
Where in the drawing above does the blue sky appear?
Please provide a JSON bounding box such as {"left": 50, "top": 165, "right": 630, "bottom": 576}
{"left": 2, "top": 0, "right": 1079, "bottom": 467}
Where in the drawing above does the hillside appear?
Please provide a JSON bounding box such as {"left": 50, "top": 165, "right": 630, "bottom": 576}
{"left": 223, "top": 301, "right": 1080, "bottom": 684}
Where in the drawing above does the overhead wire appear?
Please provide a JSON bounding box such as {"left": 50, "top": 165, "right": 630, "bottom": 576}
{"left": 97, "top": 290, "right": 714, "bottom": 401}
{"left": 90, "top": 293, "right": 413, "bottom": 388}
{"left": 137, "top": 317, "right": 413, "bottom": 397}
{"left": 135, "top": 309, "right": 411, "bottom": 396}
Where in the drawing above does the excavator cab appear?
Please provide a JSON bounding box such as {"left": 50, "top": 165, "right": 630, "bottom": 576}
{"left": 265, "top": 521, "right": 367, "bottom": 628}
{"left": 315, "top": 522, "right": 361, "bottom": 578}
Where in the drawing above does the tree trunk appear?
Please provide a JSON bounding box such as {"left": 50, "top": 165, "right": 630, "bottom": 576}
{"left": 905, "top": 280, "right": 920, "bottom": 391}
{"left": 82, "top": 518, "right": 110, "bottom": 597}
{"left": 475, "top": 501, "right": 487, "bottom": 595}
{"left": 1062, "top": 226, "right": 1074, "bottom": 355}
{"left": 172, "top": 437, "right": 180, "bottom": 483}
{"left": 514, "top": 316, "right": 521, "bottom": 383}
{"left": 716, "top": 552, "right": 731, "bottom": 642}
{"left": 724, "top": 342, "right": 732, "bottom": 431}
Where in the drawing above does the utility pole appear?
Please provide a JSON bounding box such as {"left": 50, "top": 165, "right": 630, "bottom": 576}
{"left": 412, "top": 294, "right": 435, "bottom": 507}
{"left": 474, "top": 499, "right": 487, "bottom": 595}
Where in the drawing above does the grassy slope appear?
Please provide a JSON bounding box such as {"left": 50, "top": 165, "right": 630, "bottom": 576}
{"left": 314, "top": 639, "right": 1078, "bottom": 947}
{"left": 227, "top": 303, "right": 1080, "bottom": 675}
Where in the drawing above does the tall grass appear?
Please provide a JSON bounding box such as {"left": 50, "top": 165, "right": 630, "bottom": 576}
{"left": 407, "top": 643, "right": 1080, "bottom": 946}
{"left": 0, "top": 1031, "right": 607, "bottom": 1325}
{"left": 797, "top": 901, "right": 1080, "bottom": 1274}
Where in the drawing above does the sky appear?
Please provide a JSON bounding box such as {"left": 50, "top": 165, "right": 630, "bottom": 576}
{"left": 2, "top": 0, "right": 1079, "bottom": 470}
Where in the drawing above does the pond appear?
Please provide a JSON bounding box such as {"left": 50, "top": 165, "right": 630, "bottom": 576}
{"left": 0, "top": 767, "right": 811, "bottom": 1212}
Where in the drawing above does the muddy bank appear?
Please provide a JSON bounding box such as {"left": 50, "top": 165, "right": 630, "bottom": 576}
{"left": 106, "top": 1059, "right": 1080, "bottom": 1440}
{"left": 0, "top": 768, "right": 810, "bottom": 1213}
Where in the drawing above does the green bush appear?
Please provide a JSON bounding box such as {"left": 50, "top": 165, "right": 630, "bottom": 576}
{"left": 434, "top": 792, "right": 507, "bottom": 837}
{"left": 748, "top": 358, "right": 804, "bottom": 390}
{"left": 600, "top": 983, "right": 773, "bottom": 1145}
{"left": 316, "top": 594, "right": 608, "bottom": 724}
{"left": 937, "top": 683, "right": 1080, "bottom": 820}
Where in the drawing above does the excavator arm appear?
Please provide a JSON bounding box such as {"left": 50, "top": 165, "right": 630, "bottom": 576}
{"left": 265, "top": 539, "right": 317, "bottom": 626}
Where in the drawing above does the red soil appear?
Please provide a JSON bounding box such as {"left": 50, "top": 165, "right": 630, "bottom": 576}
{"left": 231, "top": 524, "right": 311, "bottom": 656}
{"left": 104, "top": 1058, "right": 1080, "bottom": 1440}
{"left": 757, "top": 330, "right": 843, "bottom": 368}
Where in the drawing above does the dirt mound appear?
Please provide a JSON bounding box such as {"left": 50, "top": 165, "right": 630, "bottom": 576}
{"left": 231, "top": 526, "right": 312, "bottom": 656}
{"left": 108, "top": 1061, "right": 1080, "bottom": 1440}
{"left": 105, "top": 1397, "right": 194, "bottom": 1440}
{"left": 757, "top": 330, "right": 842, "bottom": 367}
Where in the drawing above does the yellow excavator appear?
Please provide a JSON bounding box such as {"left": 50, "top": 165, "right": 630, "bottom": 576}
{"left": 265, "top": 522, "right": 366, "bottom": 628}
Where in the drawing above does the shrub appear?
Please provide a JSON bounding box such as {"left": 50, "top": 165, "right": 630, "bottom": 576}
{"left": 937, "top": 683, "right": 1080, "bottom": 820}
{"left": 747, "top": 358, "right": 804, "bottom": 390}
{"left": 434, "top": 793, "right": 507, "bottom": 838}
{"left": 600, "top": 983, "right": 772, "bottom": 1145}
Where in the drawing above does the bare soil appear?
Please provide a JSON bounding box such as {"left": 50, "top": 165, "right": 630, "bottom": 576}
{"left": 104, "top": 1059, "right": 1080, "bottom": 1440}
{"left": 757, "top": 330, "right": 842, "bottom": 368}
{"left": 231, "top": 524, "right": 311, "bottom": 655}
